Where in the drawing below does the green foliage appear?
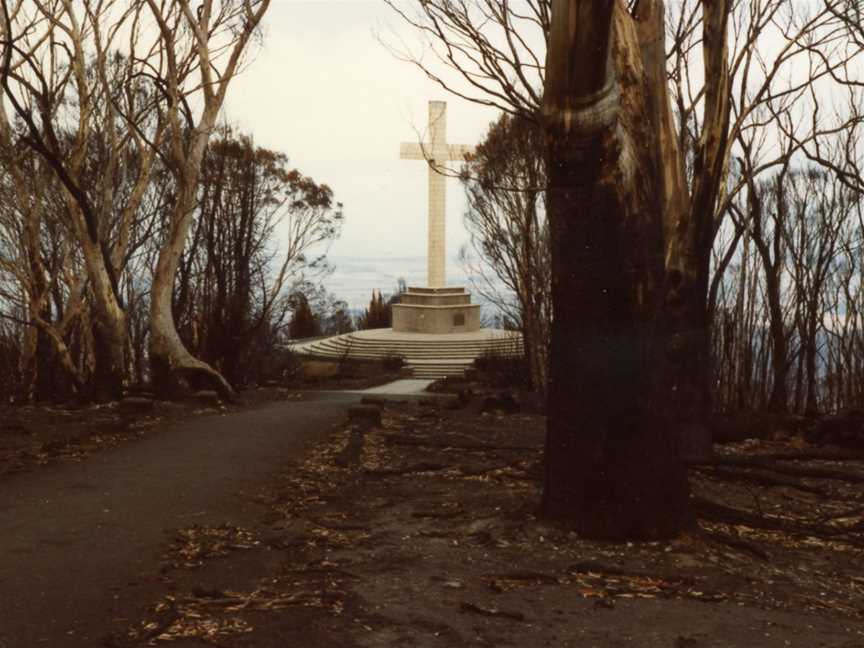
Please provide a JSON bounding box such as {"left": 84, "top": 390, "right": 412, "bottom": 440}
{"left": 257, "top": 347, "right": 302, "bottom": 384}
{"left": 474, "top": 349, "right": 531, "bottom": 389}
{"left": 358, "top": 290, "right": 392, "bottom": 330}
{"left": 288, "top": 294, "right": 320, "bottom": 339}
{"left": 173, "top": 126, "right": 341, "bottom": 387}
{"left": 321, "top": 299, "right": 356, "bottom": 336}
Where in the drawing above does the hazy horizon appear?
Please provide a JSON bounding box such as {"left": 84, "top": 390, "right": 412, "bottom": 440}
{"left": 323, "top": 253, "right": 505, "bottom": 314}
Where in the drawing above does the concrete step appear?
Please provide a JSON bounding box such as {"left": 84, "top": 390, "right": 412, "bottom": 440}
{"left": 308, "top": 349, "right": 516, "bottom": 361}
{"left": 408, "top": 366, "right": 468, "bottom": 379}
{"left": 309, "top": 336, "right": 522, "bottom": 353}
{"left": 304, "top": 342, "right": 521, "bottom": 358}
{"left": 345, "top": 335, "right": 520, "bottom": 344}
{"left": 343, "top": 336, "right": 521, "bottom": 347}
{"left": 291, "top": 329, "right": 523, "bottom": 379}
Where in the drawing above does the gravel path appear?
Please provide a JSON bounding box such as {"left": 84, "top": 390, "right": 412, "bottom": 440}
{"left": 0, "top": 392, "right": 359, "bottom": 647}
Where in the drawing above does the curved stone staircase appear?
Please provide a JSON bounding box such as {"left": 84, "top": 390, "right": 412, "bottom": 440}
{"left": 291, "top": 328, "right": 523, "bottom": 379}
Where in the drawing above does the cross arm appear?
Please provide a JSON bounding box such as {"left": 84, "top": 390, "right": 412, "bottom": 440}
{"left": 400, "top": 142, "right": 426, "bottom": 160}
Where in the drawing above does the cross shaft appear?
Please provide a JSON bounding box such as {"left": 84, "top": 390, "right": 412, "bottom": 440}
{"left": 400, "top": 101, "right": 472, "bottom": 288}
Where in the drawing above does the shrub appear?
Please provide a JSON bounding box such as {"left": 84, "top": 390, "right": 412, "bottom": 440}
{"left": 257, "top": 347, "right": 302, "bottom": 384}
{"left": 381, "top": 352, "right": 404, "bottom": 372}
{"left": 474, "top": 350, "right": 530, "bottom": 388}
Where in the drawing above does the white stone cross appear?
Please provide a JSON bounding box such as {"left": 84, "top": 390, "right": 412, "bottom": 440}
{"left": 400, "top": 101, "right": 473, "bottom": 288}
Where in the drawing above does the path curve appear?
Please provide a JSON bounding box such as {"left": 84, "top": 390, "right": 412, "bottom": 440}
{"left": 0, "top": 392, "right": 359, "bottom": 647}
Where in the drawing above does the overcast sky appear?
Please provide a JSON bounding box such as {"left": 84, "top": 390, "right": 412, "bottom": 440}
{"left": 222, "top": 1, "right": 505, "bottom": 303}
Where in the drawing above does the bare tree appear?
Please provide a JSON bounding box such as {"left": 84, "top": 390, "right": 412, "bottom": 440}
{"left": 137, "top": 0, "right": 271, "bottom": 398}
{"left": 670, "top": 0, "right": 864, "bottom": 419}
{"left": 174, "top": 127, "right": 342, "bottom": 386}
{"left": 382, "top": 0, "right": 548, "bottom": 117}
{"left": 461, "top": 112, "right": 550, "bottom": 397}
{"left": 0, "top": 149, "right": 87, "bottom": 398}
{"left": 0, "top": 0, "right": 164, "bottom": 400}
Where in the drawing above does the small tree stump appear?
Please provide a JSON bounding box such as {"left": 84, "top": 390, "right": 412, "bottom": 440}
{"left": 348, "top": 404, "right": 381, "bottom": 428}
{"left": 335, "top": 426, "right": 366, "bottom": 467}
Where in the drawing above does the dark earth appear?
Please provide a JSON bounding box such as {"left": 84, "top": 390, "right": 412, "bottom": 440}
{"left": 1, "top": 379, "right": 864, "bottom": 647}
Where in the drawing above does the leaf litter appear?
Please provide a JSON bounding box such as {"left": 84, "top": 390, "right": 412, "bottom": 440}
{"left": 116, "top": 394, "right": 864, "bottom": 646}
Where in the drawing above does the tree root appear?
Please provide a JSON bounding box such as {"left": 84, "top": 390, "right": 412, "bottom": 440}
{"left": 693, "top": 464, "right": 831, "bottom": 496}
{"left": 698, "top": 526, "right": 771, "bottom": 561}
{"left": 692, "top": 496, "right": 864, "bottom": 547}
{"left": 743, "top": 463, "right": 864, "bottom": 484}
{"left": 567, "top": 560, "right": 696, "bottom": 584}
{"left": 691, "top": 451, "right": 864, "bottom": 466}
{"left": 175, "top": 363, "right": 235, "bottom": 402}
{"left": 693, "top": 496, "right": 808, "bottom": 533}
{"left": 691, "top": 456, "right": 864, "bottom": 484}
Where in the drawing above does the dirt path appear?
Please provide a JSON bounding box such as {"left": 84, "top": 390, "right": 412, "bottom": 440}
{"left": 0, "top": 392, "right": 360, "bottom": 648}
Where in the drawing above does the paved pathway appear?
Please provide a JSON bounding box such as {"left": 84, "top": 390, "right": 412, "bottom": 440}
{"left": 0, "top": 392, "right": 359, "bottom": 647}
{"left": 356, "top": 379, "right": 434, "bottom": 395}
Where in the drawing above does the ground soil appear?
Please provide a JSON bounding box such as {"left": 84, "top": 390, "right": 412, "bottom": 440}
{"left": 99, "top": 388, "right": 864, "bottom": 648}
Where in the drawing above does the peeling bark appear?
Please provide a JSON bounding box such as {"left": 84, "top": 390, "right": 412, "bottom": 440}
{"left": 145, "top": 0, "right": 270, "bottom": 399}
{"left": 78, "top": 234, "right": 127, "bottom": 401}
{"left": 541, "top": 0, "right": 690, "bottom": 539}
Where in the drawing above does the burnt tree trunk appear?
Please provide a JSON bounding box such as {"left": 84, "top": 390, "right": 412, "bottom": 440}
{"left": 541, "top": 0, "right": 690, "bottom": 539}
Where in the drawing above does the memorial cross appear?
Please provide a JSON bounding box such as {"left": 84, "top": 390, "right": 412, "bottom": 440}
{"left": 400, "top": 101, "right": 472, "bottom": 288}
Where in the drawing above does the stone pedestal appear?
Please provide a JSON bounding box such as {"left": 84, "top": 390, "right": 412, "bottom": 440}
{"left": 392, "top": 287, "right": 481, "bottom": 334}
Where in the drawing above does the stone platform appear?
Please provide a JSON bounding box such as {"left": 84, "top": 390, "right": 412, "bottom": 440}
{"left": 291, "top": 327, "right": 523, "bottom": 379}
{"left": 392, "top": 286, "right": 481, "bottom": 334}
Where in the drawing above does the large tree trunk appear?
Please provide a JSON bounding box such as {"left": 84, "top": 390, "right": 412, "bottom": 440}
{"left": 149, "top": 157, "right": 234, "bottom": 400}
{"left": 541, "top": 0, "right": 690, "bottom": 539}
{"left": 150, "top": 228, "right": 234, "bottom": 399}
{"left": 79, "top": 237, "right": 127, "bottom": 401}
{"left": 20, "top": 202, "right": 90, "bottom": 400}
